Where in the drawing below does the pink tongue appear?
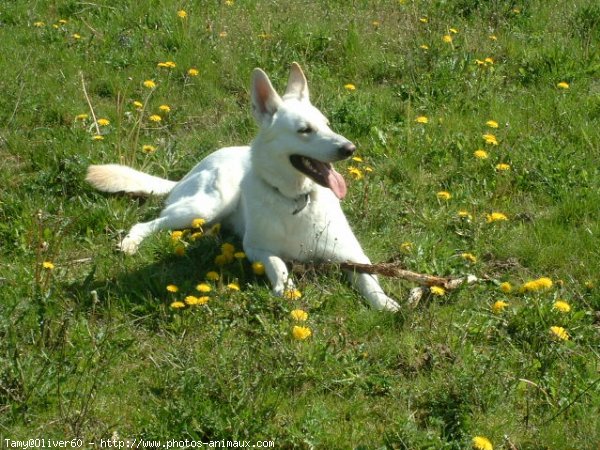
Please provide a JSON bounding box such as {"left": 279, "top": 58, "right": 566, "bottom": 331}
{"left": 326, "top": 167, "right": 347, "bottom": 199}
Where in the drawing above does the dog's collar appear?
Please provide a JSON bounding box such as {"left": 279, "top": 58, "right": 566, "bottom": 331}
{"left": 291, "top": 192, "right": 310, "bottom": 215}
{"left": 271, "top": 186, "right": 310, "bottom": 215}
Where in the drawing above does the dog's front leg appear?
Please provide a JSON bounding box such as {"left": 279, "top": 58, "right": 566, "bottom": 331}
{"left": 346, "top": 270, "right": 401, "bottom": 312}
{"left": 245, "top": 248, "right": 294, "bottom": 296}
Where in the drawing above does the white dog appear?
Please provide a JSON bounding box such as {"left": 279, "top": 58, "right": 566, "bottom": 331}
{"left": 86, "top": 63, "right": 400, "bottom": 311}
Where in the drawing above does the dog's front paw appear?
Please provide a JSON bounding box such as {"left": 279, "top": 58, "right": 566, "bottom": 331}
{"left": 272, "top": 279, "right": 296, "bottom": 298}
{"left": 370, "top": 294, "right": 401, "bottom": 312}
{"left": 119, "top": 236, "right": 140, "bottom": 255}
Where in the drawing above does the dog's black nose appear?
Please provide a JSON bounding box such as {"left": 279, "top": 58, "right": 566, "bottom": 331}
{"left": 339, "top": 142, "right": 356, "bottom": 158}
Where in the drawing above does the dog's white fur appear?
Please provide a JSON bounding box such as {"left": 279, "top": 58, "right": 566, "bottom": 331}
{"left": 86, "top": 63, "right": 400, "bottom": 311}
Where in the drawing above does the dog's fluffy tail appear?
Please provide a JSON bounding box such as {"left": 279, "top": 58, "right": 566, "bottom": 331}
{"left": 86, "top": 164, "right": 177, "bottom": 196}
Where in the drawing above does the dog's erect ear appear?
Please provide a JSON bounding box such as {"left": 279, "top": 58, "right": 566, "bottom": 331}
{"left": 283, "top": 62, "right": 309, "bottom": 102}
{"left": 251, "top": 68, "right": 282, "bottom": 124}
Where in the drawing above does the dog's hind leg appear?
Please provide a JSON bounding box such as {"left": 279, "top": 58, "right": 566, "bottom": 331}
{"left": 120, "top": 217, "right": 172, "bottom": 254}
{"left": 120, "top": 190, "right": 232, "bottom": 254}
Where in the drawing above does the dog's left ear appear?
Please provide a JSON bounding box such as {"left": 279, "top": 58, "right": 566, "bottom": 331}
{"left": 283, "top": 62, "right": 309, "bottom": 102}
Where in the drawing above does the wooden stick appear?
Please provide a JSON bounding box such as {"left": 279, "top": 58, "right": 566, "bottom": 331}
{"left": 293, "top": 261, "right": 478, "bottom": 291}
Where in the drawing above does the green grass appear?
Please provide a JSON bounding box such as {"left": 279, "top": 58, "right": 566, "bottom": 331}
{"left": 1, "top": 0, "right": 599, "bottom": 448}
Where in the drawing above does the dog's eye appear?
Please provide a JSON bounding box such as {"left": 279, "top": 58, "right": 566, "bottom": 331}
{"left": 298, "top": 125, "right": 313, "bottom": 134}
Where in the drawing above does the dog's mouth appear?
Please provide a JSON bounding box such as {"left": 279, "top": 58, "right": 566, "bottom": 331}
{"left": 289, "top": 155, "right": 347, "bottom": 199}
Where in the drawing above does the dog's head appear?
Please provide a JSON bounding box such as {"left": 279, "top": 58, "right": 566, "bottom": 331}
{"left": 251, "top": 63, "right": 354, "bottom": 199}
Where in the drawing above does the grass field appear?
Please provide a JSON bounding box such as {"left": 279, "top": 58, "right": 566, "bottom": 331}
{"left": 1, "top": 0, "right": 599, "bottom": 448}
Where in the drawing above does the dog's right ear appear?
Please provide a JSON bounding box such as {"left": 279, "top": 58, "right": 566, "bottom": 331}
{"left": 251, "top": 68, "right": 282, "bottom": 124}
{"left": 283, "top": 62, "right": 309, "bottom": 102}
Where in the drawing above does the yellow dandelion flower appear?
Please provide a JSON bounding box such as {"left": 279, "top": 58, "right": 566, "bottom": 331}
{"left": 143, "top": 80, "right": 156, "bottom": 89}
{"left": 284, "top": 289, "right": 302, "bottom": 300}
{"left": 177, "top": 10, "right": 187, "bottom": 19}
{"left": 483, "top": 134, "right": 498, "bottom": 145}
{"left": 486, "top": 212, "right": 508, "bottom": 223}
{"left": 214, "top": 254, "right": 228, "bottom": 266}
{"left": 142, "top": 145, "right": 156, "bottom": 154}
{"left": 458, "top": 210, "right": 473, "bottom": 220}
{"left": 489, "top": 34, "right": 497, "bottom": 41}
{"left": 449, "top": 28, "right": 459, "bottom": 34}
{"left": 219, "top": 31, "right": 228, "bottom": 38}
{"left": 419, "top": 44, "right": 430, "bottom": 50}
{"left": 234, "top": 251, "right": 246, "bottom": 260}
{"left": 474, "top": 149, "right": 489, "bottom": 159}
{"left": 436, "top": 191, "right": 451, "bottom": 201}
{"left": 75, "top": 113, "right": 89, "bottom": 120}
{"left": 171, "top": 230, "right": 183, "bottom": 241}
{"left": 461, "top": 252, "right": 477, "bottom": 263}
{"left": 550, "top": 326, "right": 569, "bottom": 341}
{"left": 475, "top": 59, "right": 486, "bottom": 66}
{"left": 584, "top": 280, "right": 594, "bottom": 289}
{"left": 472, "top": 436, "right": 493, "bottom": 450}
{"left": 290, "top": 309, "right": 309, "bottom": 322}
{"left": 553, "top": 300, "right": 571, "bottom": 313}
{"left": 415, "top": 115, "right": 429, "bottom": 124}
{"left": 58, "top": 19, "right": 68, "bottom": 24}
{"left": 400, "top": 241, "right": 413, "bottom": 252}
{"left": 227, "top": 283, "right": 240, "bottom": 291}
{"left": 225, "top": 0, "right": 234, "bottom": 5}
{"left": 149, "top": 114, "right": 162, "bottom": 122}
{"left": 189, "top": 231, "right": 203, "bottom": 241}
{"left": 344, "top": 83, "right": 356, "bottom": 91}
{"left": 419, "top": 17, "right": 428, "bottom": 23}
{"left": 33, "top": 21, "right": 45, "bottom": 27}
{"left": 442, "top": 35, "right": 453, "bottom": 44}
{"left": 196, "top": 283, "right": 212, "bottom": 293}
{"left": 166, "top": 284, "right": 179, "bottom": 293}
{"left": 364, "top": 166, "right": 373, "bottom": 173}
{"left": 97, "top": 118, "right": 110, "bottom": 126}
{"left": 92, "top": 135, "right": 104, "bottom": 141}
{"left": 206, "top": 271, "right": 220, "bottom": 281}
{"left": 292, "top": 325, "right": 312, "bottom": 340}
{"left": 42, "top": 261, "right": 55, "bottom": 270}
{"left": 221, "top": 243, "right": 235, "bottom": 254}
{"left": 492, "top": 300, "right": 509, "bottom": 314}
{"left": 520, "top": 277, "right": 553, "bottom": 292}
{"left": 484, "top": 57, "right": 494, "bottom": 65}
{"left": 348, "top": 167, "right": 364, "bottom": 180}
{"left": 495, "top": 163, "right": 511, "bottom": 171}
{"left": 158, "top": 105, "right": 171, "bottom": 113}
{"left": 187, "top": 68, "right": 199, "bottom": 77}
{"left": 133, "top": 100, "right": 143, "bottom": 109}
{"left": 191, "top": 218, "right": 205, "bottom": 229}
{"left": 170, "top": 301, "right": 185, "bottom": 309}
{"left": 557, "top": 81, "right": 569, "bottom": 89}
{"left": 184, "top": 295, "right": 200, "bottom": 305}
{"left": 72, "top": 33, "right": 81, "bottom": 39}
{"left": 430, "top": 286, "right": 445, "bottom": 296}
{"left": 372, "top": 20, "right": 380, "bottom": 28}
{"left": 486, "top": 120, "right": 499, "bottom": 128}
{"left": 252, "top": 261, "right": 265, "bottom": 276}
{"left": 536, "top": 277, "right": 553, "bottom": 289}
{"left": 157, "top": 62, "right": 170, "bottom": 68}
{"left": 351, "top": 156, "right": 363, "bottom": 163}
{"left": 500, "top": 282, "right": 512, "bottom": 293}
